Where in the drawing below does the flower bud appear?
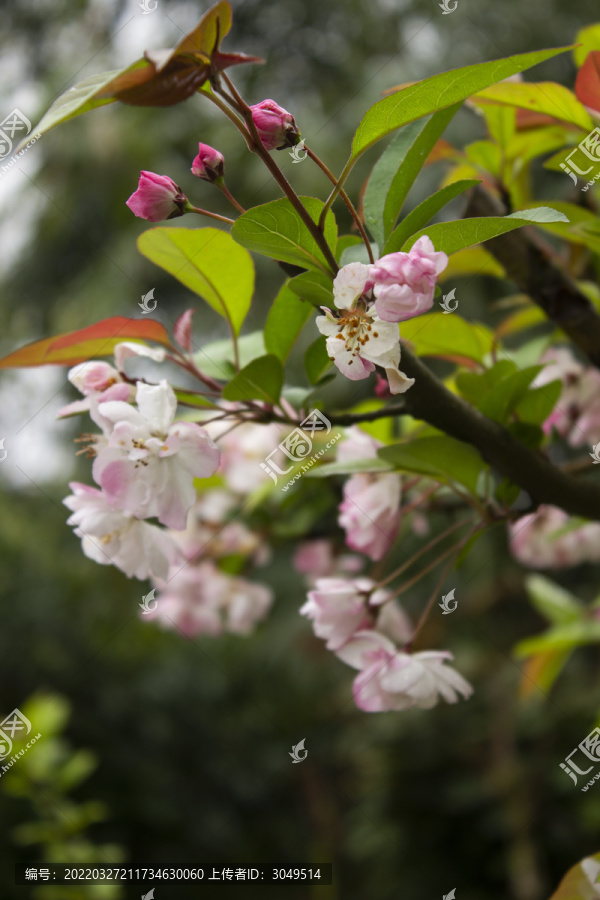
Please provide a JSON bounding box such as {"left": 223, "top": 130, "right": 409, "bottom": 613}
{"left": 249, "top": 99, "right": 300, "bottom": 151}
{"left": 126, "top": 171, "right": 187, "bottom": 222}
{"left": 191, "top": 143, "right": 225, "bottom": 182}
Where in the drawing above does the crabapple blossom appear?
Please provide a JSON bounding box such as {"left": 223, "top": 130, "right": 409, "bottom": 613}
{"left": 293, "top": 539, "right": 363, "bottom": 582}
{"left": 191, "top": 142, "right": 225, "bottom": 182}
{"left": 370, "top": 237, "right": 448, "bottom": 323}
{"left": 249, "top": 99, "right": 300, "bottom": 150}
{"left": 147, "top": 560, "right": 272, "bottom": 637}
{"left": 336, "top": 631, "right": 473, "bottom": 713}
{"left": 509, "top": 504, "right": 600, "bottom": 568}
{"left": 113, "top": 342, "right": 166, "bottom": 373}
{"left": 59, "top": 361, "right": 131, "bottom": 417}
{"left": 337, "top": 429, "right": 401, "bottom": 560}
{"left": 91, "top": 380, "right": 220, "bottom": 529}
{"left": 535, "top": 347, "right": 600, "bottom": 446}
{"left": 300, "top": 576, "right": 390, "bottom": 651}
{"left": 126, "top": 171, "right": 188, "bottom": 222}
{"left": 204, "top": 417, "right": 283, "bottom": 493}
{"left": 63, "top": 482, "right": 177, "bottom": 580}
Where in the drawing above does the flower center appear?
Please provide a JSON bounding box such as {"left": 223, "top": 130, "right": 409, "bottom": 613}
{"left": 335, "top": 310, "right": 379, "bottom": 358}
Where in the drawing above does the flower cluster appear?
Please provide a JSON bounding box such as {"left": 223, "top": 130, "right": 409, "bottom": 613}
{"left": 61, "top": 350, "right": 273, "bottom": 638}
{"left": 317, "top": 237, "right": 448, "bottom": 394}
{"left": 509, "top": 504, "right": 600, "bottom": 569}
{"left": 300, "top": 577, "right": 472, "bottom": 712}
{"left": 536, "top": 347, "right": 600, "bottom": 446}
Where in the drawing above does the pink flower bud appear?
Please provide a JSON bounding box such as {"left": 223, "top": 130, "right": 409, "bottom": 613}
{"left": 249, "top": 99, "right": 300, "bottom": 151}
{"left": 371, "top": 237, "right": 448, "bottom": 323}
{"left": 126, "top": 171, "right": 187, "bottom": 222}
{"left": 191, "top": 143, "right": 225, "bottom": 182}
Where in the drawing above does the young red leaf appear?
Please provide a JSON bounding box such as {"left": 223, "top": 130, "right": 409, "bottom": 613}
{"left": 575, "top": 51, "right": 600, "bottom": 116}
{"left": 0, "top": 317, "right": 172, "bottom": 369}
{"left": 174, "top": 309, "right": 195, "bottom": 352}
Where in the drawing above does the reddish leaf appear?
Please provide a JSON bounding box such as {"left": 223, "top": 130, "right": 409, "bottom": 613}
{"left": 575, "top": 51, "right": 600, "bottom": 116}
{"left": 174, "top": 309, "right": 195, "bottom": 352}
{"left": 96, "top": 2, "right": 262, "bottom": 107}
{"left": 0, "top": 317, "right": 172, "bottom": 369}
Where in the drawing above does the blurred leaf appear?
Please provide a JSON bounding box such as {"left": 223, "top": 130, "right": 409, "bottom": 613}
{"left": 173, "top": 389, "right": 218, "bottom": 409}
{"left": 525, "top": 575, "right": 583, "bottom": 624}
{"left": 456, "top": 360, "right": 518, "bottom": 405}
{"left": 473, "top": 81, "right": 594, "bottom": 131}
{"left": 547, "top": 853, "right": 600, "bottom": 899}
{"left": 288, "top": 270, "right": 334, "bottom": 308}
{"left": 0, "top": 317, "right": 171, "bottom": 368}
{"left": 575, "top": 51, "right": 600, "bottom": 115}
{"left": 574, "top": 24, "right": 600, "bottom": 66}
{"left": 307, "top": 456, "right": 394, "bottom": 477}
{"left": 477, "top": 366, "right": 541, "bottom": 423}
{"left": 441, "top": 246, "right": 505, "bottom": 280}
{"left": 401, "top": 313, "right": 494, "bottom": 364}
{"left": 304, "top": 336, "right": 332, "bottom": 384}
{"left": 384, "top": 180, "right": 481, "bottom": 254}
{"left": 195, "top": 331, "right": 266, "bottom": 380}
{"left": 518, "top": 648, "right": 574, "bottom": 700}
{"left": 336, "top": 234, "right": 363, "bottom": 261}
{"left": 515, "top": 380, "right": 562, "bottom": 425}
{"left": 495, "top": 305, "right": 548, "bottom": 338}
{"left": 464, "top": 140, "right": 502, "bottom": 176}
{"left": 515, "top": 621, "right": 600, "bottom": 657}
{"left": 378, "top": 435, "right": 486, "bottom": 495}
{"left": 55, "top": 751, "right": 97, "bottom": 793}
{"left": 351, "top": 47, "right": 571, "bottom": 160}
{"left": 232, "top": 197, "right": 337, "bottom": 274}
{"left": 264, "top": 283, "right": 314, "bottom": 362}
{"left": 222, "top": 354, "right": 283, "bottom": 403}
{"left": 137, "top": 228, "right": 254, "bottom": 335}
{"left": 402, "top": 207, "right": 569, "bottom": 255}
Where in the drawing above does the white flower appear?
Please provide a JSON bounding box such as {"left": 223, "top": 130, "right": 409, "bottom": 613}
{"left": 91, "top": 380, "right": 220, "bottom": 529}
{"left": 63, "top": 482, "right": 177, "bottom": 580}
{"left": 332, "top": 262, "right": 372, "bottom": 309}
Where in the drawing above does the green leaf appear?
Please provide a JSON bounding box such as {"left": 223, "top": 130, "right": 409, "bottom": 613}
{"left": 288, "top": 271, "right": 334, "bottom": 308}
{"left": 473, "top": 80, "right": 594, "bottom": 131}
{"left": 222, "top": 354, "right": 283, "bottom": 404}
{"left": 304, "top": 336, "right": 333, "bottom": 384}
{"left": 401, "top": 313, "right": 494, "bottom": 364}
{"left": 378, "top": 435, "right": 486, "bottom": 495}
{"left": 478, "top": 366, "right": 541, "bottom": 423}
{"left": 456, "top": 361, "right": 518, "bottom": 405}
{"left": 307, "top": 456, "right": 395, "bottom": 478}
{"left": 574, "top": 23, "right": 600, "bottom": 66}
{"left": 338, "top": 241, "right": 378, "bottom": 266}
{"left": 464, "top": 140, "right": 502, "bottom": 177}
{"left": 137, "top": 228, "right": 254, "bottom": 335}
{"left": 231, "top": 197, "right": 337, "bottom": 274}
{"left": 515, "top": 379, "right": 562, "bottom": 425}
{"left": 402, "top": 207, "right": 569, "bottom": 255}
{"left": 363, "top": 119, "right": 432, "bottom": 245}
{"left": 15, "top": 66, "right": 139, "bottom": 152}
{"left": 515, "top": 620, "right": 600, "bottom": 657}
{"left": 525, "top": 575, "right": 582, "bottom": 625}
{"left": 264, "top": 283, "right": 314, "bottom": 362}
{"left": 547, "top": 852, "right": 600, "bottom": 900}
{"left": 351, "top": 47, "right": 571, "bottom": 160}
{"left": 336, "top": 234, "right": 363, "bottom": 260}
{"left": 384, "top": 179, "right": 481, "bottom": 253}
{"left": 195, "top": 331, "right": 266, "bottom": 380}
{"left": 174, "top": 389, "right": 219, "bottom": 410}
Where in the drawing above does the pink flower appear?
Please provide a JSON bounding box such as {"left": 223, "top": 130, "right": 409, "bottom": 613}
{"left": 249, "top": 99, "right": 300, "bottom": 151}
{"left": 336, "top": 631, "right": 473, "bottom": 713}
{"left": 509, "top": 505, "right": 600, "bottom": 568}
{"left": 336, "top": 428, "right": 401, "bottom": 561}
{"left": 535, "top": 348, "right": 600, "bottom": 446}
{"left": 293, "top": 539, "right": 363, "bottom": 583}
{"left": 126, "top": 171, "right": 188, "bottom": 222}
{"left": 371, "top": 237, "right": 448, "bottom": 323}
{"left": 63, "top": 482, "right": 177, "bottom": 580}
{"left": 191, "top": 143, "right": 225, "bottom": 182}
{"left": 91, "top": 380, "right": 220, "bottom": 529}
{"left": 146, "top": 560, "right": 272, "bottom": 637}
{"left": 300, "top": 576, "right": 389, "bottom": 651}
{"left": 59, "top": 361, "right": 130, "bottom": 418}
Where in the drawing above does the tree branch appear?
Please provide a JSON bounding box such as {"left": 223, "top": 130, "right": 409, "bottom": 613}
{"left": 463, "top": 185, "right": 600, "bottom": 369}
{"left": 398, "top": 346, "right": 600, "bottom": 522}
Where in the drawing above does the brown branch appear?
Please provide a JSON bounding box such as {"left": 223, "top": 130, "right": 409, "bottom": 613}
{"left": 398, "top": 346, "right": 600, "bottom": 522}
{"left": 463, "top": 185, "right": 600, "bottom": 369}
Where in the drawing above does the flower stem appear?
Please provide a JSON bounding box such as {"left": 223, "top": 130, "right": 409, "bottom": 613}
{"left": 305, "top": 145, "right": 374, "bottom": 263}
{"left": 218, "top": 181, "right": 246, "bottom": 214}
{"left": 216, "top": 74, "right": 339, "bottom": 276}
{"left": 187, "top": 205, "right": 235, "bottom": 225}
{"left": 377, "top": 516, "right": 476, "bottom": 589}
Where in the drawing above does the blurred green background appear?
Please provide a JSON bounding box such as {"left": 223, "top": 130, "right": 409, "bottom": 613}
{"left": 2, "top": 0, "right": 600, "bottom": 897}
